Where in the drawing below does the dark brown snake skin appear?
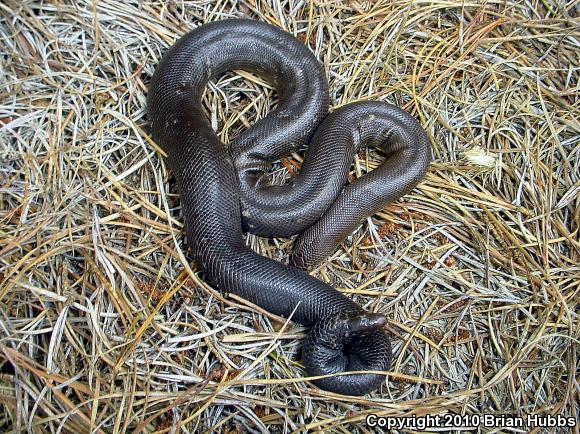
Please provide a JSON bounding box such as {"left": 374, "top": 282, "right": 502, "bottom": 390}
{"left": 148, "top": 19, "right": 431, "bottom": 395}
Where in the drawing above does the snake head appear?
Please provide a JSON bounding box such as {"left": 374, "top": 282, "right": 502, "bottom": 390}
{"left": 302, "top": 312, "right": 392, "bottom": 395}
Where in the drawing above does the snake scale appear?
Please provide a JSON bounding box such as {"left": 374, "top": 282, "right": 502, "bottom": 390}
{"left": 147, "top": 19, "right": 431, "bottom": 395}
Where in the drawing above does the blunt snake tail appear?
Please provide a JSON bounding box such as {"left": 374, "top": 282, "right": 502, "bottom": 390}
{"left": 147, "top": 18, "right": 431, "bottom": 395}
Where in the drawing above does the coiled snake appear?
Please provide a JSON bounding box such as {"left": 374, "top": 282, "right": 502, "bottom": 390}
{"left": 147, "top": 19, "right": 431, "bottom": 395}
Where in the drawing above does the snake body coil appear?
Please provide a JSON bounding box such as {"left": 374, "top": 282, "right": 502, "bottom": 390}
{"left": 148, "top": 19, "right": 431, "bottom": 395}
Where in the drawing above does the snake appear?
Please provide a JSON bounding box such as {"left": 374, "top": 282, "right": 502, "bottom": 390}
{"left": 147, "top": 19, "right": 431, "bottom": 395}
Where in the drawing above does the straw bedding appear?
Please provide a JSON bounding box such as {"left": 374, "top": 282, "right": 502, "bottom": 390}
{"left": 0, "top": 1, "right": 577, "bottom": 432}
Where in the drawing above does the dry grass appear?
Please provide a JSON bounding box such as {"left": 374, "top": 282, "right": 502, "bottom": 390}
{"left": 0, "top": 0, "right": 578, "bottom": 433}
